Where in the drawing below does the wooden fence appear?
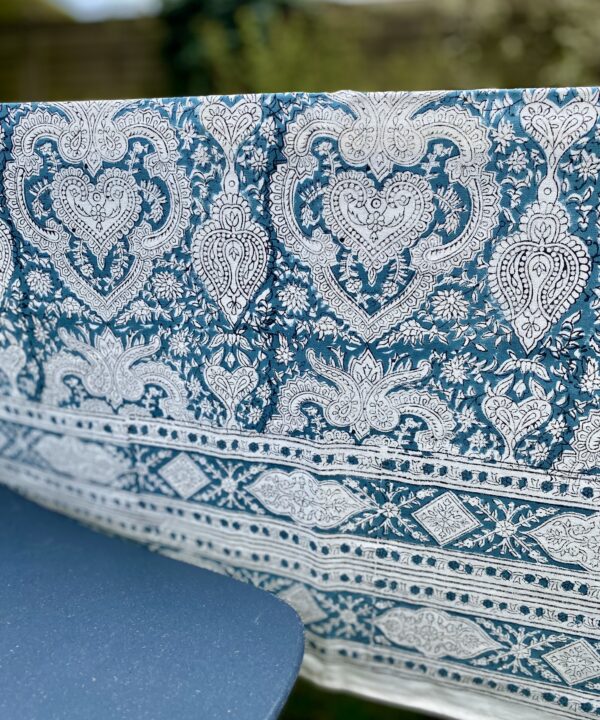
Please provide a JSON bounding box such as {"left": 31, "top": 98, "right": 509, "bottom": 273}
{"left": 0, "top": 18, "right": 167, "bottom": 102}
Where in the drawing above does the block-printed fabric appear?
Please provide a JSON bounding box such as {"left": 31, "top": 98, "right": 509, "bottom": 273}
{"left": 2, "top": 88, "right": 600, "bottom": 719}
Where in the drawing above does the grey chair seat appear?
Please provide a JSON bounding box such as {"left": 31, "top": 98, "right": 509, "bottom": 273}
{"left": 0, "top": 486, "right": 304, "bottom": 720}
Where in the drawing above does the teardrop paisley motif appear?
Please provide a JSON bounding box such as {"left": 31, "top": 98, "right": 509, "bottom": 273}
{"left": 490, "top": 96, "right": 596, "bottom": 351}
{"left": 192, "top": 98, "right": 269, "bottom": 322}
{"left": 191, "top": 193, "right": 269, "bottom": 324}
{"left": 489, "top": 201, "right": 591, "bottom": 352}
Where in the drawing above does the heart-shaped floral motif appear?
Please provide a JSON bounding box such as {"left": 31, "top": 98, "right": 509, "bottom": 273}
{"left": 271, "top": 94, "right": 498, "bottom": 341}
{"left": 200, "top": 100, "right": 262, "bottom": 158}
{"left": 482, "top": 377, "right": 551, "bottom": 460}
{"left": 521, "top": 100, "right": 597, "bottom": 161}
{"left": 323, "top": 170, "right": 434, "bottom": 274}
{"left": 52, "top": 167, "right": 142, "bottom": 267}
{"left": 204, "top": 359, "right": 259, "bottom": 428}
{"left": 5, "top": 103, "right": 191, "bottom": 322}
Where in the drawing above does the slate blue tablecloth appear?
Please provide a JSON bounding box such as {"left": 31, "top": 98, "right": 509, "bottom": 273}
{"left": 1, "top": 88, "right": 599, "bottom": 719}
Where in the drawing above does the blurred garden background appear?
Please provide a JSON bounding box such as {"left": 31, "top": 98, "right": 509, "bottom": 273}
{"left": 4, "top": 0, "right": 600, "bottom": 102}
{"left": 4, "top": 0, "right": 600, "bottom": 716}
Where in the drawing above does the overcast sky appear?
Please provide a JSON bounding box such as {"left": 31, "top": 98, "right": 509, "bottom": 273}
{"left": 53, "top": 0, "right": 160, "bottom": 21}
{"left": 52, "top": 0, "right": 384, "bottom": 21}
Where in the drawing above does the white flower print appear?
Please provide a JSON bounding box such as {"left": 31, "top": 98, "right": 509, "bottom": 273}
{"left": 314, "top": 316, "right": 338, "bottom": 338}
{"left": 580, "top": 358, "right": 600, "bottom": 394}
{"left": 506, "top": 147, "right": 528, "bottom": 174}
{"left": 27, "top": 269, "right": 52, "bottom": 297}
{"left": 275, "top": 342, "right": 294, "bottom": 365}
{"left": 260, "top": 116, "right": 277, "bottom": 145}
{"left": 458, "top": 406, "right": 478, "bottom": 431}
{"left": 492, "top": 118, "right": 516, "bottom": 152}
{"left": 131, "top": 300, "right": 153, "bottom": 322}
{"left": 528, "top": 441, "right": 549, "bottom": 464}
{"left": 547, "top": 416, "right": 567, "bottom": 442}
{"left": 431, "top": 289, "right": 469, "bottom": 322}
{"left": 575, "top": 149, "right": 600, "bottom": 181}
{"left": 247, "top": 406, "right": 262, "bottom": 424}
{"left": 278, "top": 283, "right": 309, "bottom": 315}
{"left": 153, "top": 272, "right": 183, "bottom": 302}
{"left": 187, "top": 376, "right": 202, "bottom": 400}
{"left": 394, "top": 319, "right": 426, "bottom": 345}
{"left": 469, "top": 429, "right": 488, "bottom": 452}
{"left": 441, "top": 354, "right": 471, "bottom": 385}
{"left": 192, "top": 143, "right": 211, "bottom": 166}
{"left": 180, "top": 120, "right": 196, "bottom": 150}
{"left": 61, "top": 297, "right": 81, "bottom": 316}
{"left": 245, "top": 147, "right": 268, "bottom": 173}
{"left": 169, "top": 329, "right": 191, "bottom": 357}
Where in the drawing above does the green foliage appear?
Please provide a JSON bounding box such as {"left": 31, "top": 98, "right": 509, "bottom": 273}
{"left": 196, "top": 6, "right": 364, "bottom": 94}
{"left": 280, "top": 679, "right": 425, "bottom": 720}
{"left": 433, "top": 0, "right": 600, "bottom": 89}
{"left": 160, "top": 0, "right": 297, "bottom": 95}
{"left": 160, "top": 0, "right": 600, "bottom": 94}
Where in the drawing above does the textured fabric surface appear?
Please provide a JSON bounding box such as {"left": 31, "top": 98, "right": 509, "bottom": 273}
{"left": 1, "top": 88, "right": 600, "bottom": 719}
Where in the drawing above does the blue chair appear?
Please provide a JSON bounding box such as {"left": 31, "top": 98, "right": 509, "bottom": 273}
{"left": 0, "top": 486, "right": 304, "bottom": 720}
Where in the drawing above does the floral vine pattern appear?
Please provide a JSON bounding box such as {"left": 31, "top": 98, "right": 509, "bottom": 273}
{"left": 2, "top": 88, "right": 600, "bottom": 719}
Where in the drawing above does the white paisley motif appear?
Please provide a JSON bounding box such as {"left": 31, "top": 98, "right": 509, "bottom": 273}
{"left": 271, "top": 91, "right": 499, "bottom": 340}
{"left": 43, "top": 328, "right": 192, "bottom": 420}
{"left": 490, "top": 94, "right": 596, "bottom": 351}
{"left": 4, "top": 101, "right": 192, "bottom": 320}
{"left": 247, "top": 469, "right": 369, "bottom": 528}
{"left": 0, "top": 220, "right": 13, "bottom": 301}
{"left": 191, "top": 193, "right": 269, "bottom": 324}
{"left": 191, "top": 98, "right": 268, "bottom": 324}
{"left": 269, "top": 348, "right": 454, "bottom": 445}
{"left": 375, "top": 607, "right": 501, "bottom": 659}
{"left": 489, "top": 200, "right": 591, "bottom": 353}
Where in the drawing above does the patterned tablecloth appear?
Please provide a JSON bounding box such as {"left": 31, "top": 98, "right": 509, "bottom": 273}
{"left": 0, "top": 88, "right": 599, "bottom": 720}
